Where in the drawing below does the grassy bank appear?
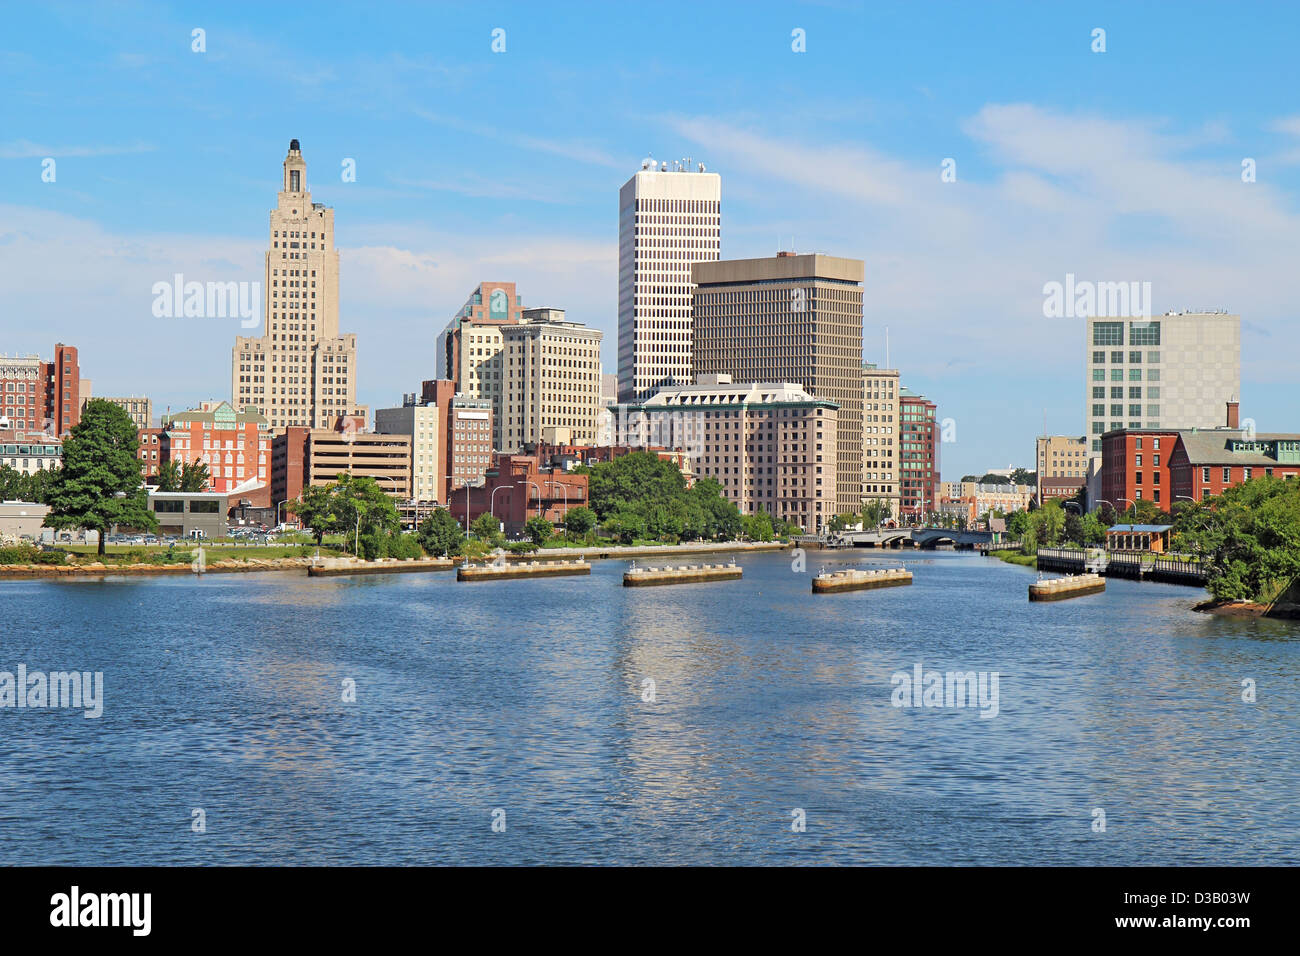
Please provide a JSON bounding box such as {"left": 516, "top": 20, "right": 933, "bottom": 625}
{"left": 993, "top": 550, "right": 1037, "bottom": 568}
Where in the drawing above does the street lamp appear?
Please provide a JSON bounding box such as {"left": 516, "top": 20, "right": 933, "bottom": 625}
{"left": 490, "top": 485, "right": 511, "bottom": 521}
{"left": 276, "top": 498, "right": 290, "bottom": 530}
{"left": 1117, "top": 498, "right": 1136, "bottom": 522}
{"left": 446, "top": 475, "right": 472, "bottom": 530}
{"left": 517, "top": 480, "right": 541, "bottom": 519}
{"left": 546, "top": 479, "right": 569, "bottom": 519}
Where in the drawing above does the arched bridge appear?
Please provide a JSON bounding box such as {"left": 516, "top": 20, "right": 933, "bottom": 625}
{"left": 828, "top": 528, "right": 1000, "bottom": 550}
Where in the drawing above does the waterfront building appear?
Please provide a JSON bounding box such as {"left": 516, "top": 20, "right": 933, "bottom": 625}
{"left": 438, "top": 281, "right": 525, "bottom": 450}
{"left": 1100, "top": 428, "right": 1181, "bottom": 513}
{"left": 1084, "top": 311, "right": 1239, "bottom": 457}
{"left": 147, "top": 490, "right": 229, "bottom": 539}
{"left": 620, "top": 374, "right": 838, "bottom": 534}
{"left": 899, "top": 387, "right": 938, "bottom": 521}
{"left": 375, "top": 393, "right": 446, "bottom": 507}
{"left": 862, "top": 363, "right": 900, "bottom": 522}
{"left": 96, "top": 396, "right": 152, "bottom": 430}
{"left": 1036, "top": 435, "right": 1088, "bottom": 503}
{"left": 232, "top": 139, "right": 367, "bottom": 430}
{"left": 0, "top": 344, "right": 80, "bottom": 436}
{"left": 692, "top": 253, "right": 864, "bottom": 514}
{"left": 0, "top": 500, "right": 51, "bottom": 540}
{"left": 501, "top": 309, "right": 603, "bottom": 452}
{"left": 617, "top": 158, "right": 721, "bottom": 402}
{"left": 161, "top": 401, "right": 271, "bottom": 496}
{"left": 272, "top": 421, "right": 411, "bottom": 508}
{"left": 447, "top": 452, "right": 588, "bottom": 534}
{"left": 1167, "top": 417, "right": 1300, "bottom": 502}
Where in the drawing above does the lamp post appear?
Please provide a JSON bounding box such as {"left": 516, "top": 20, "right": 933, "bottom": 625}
{"left": 375, "top": 474, "right": 405, "bottom": 528}
{"left": 1118, "top": 498, "right": 1136, "bottom": 522}
{"left": 546, "top": 480, "right": 569, "bottom": 519}
{"left": 446, "top": 475, "right": 472, "bottom": 530}
{"left": 490, "top": 485, "right": 511, "bottom": 523}
{"left": 276, "top": 498, "right": 290, "bottom": 531}
{"left": 517, "top": 480, "right": 541, "bottom": 520}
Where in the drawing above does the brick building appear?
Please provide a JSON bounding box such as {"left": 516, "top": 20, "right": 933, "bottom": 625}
{"left": 899, "top": 387, "right": 938, "bottom": 521}
{"left": 446, "top": 453, "right": 588, "bottom": 534}
{"left": 0, "top": 343, "right": 81, "bottom": 436}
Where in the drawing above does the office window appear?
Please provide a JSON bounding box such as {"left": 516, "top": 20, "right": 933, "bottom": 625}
{"left": 1129, "top": 369, "right": 1143, "bottom": 381}
{"left": 1129, "top": 387, "right": 1142, "bottom": 399}
{"left": 1092, "top": 369, "right": 1105, "bottom": 381}
{"left": 1093, "top": 387, "right": 1106, "bottom": 399}
{"left": 1093, "top": 322, "right": 1123, "bottom": 346}
{"left": 1130, "top": 321, "right": 1161, "bottom": 345}
{"left": 1129, "top": 351, "right": 1143, "bottom": 363}
{"left": 1092, "top": 351, "right": 1106, "bottom": 364}
{"left": 1111, "top": 351, "right": 1125, "bottom": 364}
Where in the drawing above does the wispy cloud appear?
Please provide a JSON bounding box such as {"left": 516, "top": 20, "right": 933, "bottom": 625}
{"left": 0, "top": 139, "right": 156, "bottom": 159}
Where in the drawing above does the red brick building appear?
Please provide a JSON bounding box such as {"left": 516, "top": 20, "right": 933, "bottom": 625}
{"left": 162, "top": 401, "right": 271, "bottom": 495}
{"left": 899, "top": 388, "right": 938, "bottom": 521}
{"left": 0, "top": 343, "right": 80, "bottom": 436}
{"left": 137, "top": 427, "right": 165, "bottom": 481}
{"left": 1169, "top": 429, "right": 1300, "bottom": 501}
{"left": 1100, "top": 428, "right": 1180, "bottom": 512}
{"left": 447, "top": 453, "right": 588, "bottom": 533}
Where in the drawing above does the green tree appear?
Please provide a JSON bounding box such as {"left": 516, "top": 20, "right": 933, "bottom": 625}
{"left": 471, "top": 512, "right": 505, "bottom": 546}
{"left": 293, "top": 484, "right": 338, "bottom": 545}
{"left": 861, "top": 498, "right": 890, "bottom": 529}
{"left": 332, "top": 473, "right": 400, "bottom": 554}
{"left": 563, "top": 505, "right": 596, "bottom": 539}
{"left": 179, "top": 460, "right": 211, "bottom": 492}
{"left": 742, "top": 510, "right": 775, "bottom": 542}
{"left": 155, "top": 459, "right": 182, "bottom": 492}
{"left": 1176, "top": 476, "right": 1300, "bottom": 603}
{"left": 523, "top": 514, "right": 553, "bottom": 545}
{"left": 417, "top": 507, "right": 465, "bottom": 557}
{"left": 602, "top": 508, "right": 646, "bottom": 544}
{"left": 42, "top": 399, "right": 157, "bottom": 555}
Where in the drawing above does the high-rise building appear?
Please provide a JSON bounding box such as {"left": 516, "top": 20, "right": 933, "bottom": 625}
{"left": 692, "top": 253, "right": 864, "bottom": 514}
{"left": 0, "top": 344, "right": 81, "bottom": 436}
{"left": 1084, "top": 311, "right": 1240, "bottom": 456}
{"left": 862, "top": 364, "right": 900, "bottom": 522}
{"left": 899, "top": 387, "right": 938, "bottom": 520}
{"left": 620, "top": 374, "right": 839, "bottom": 533}
{"left": 617, "top": 159, "right": 721, "bottom": 402}
{"left": 501, "top": 308, "right": 603, "bottom": 452}
{"left": 439, "top": 281, "right": 525, "bottom": 451}
{"left": 447, "top": 395, "right": 493, "bottom": 491}
{"left": 232, "top": 139, "right": 367, "bottom": 430}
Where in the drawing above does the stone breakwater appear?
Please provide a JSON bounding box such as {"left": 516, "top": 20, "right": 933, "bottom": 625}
{"left": 1028, "top": 573, "right": 1106, "bottom": 602}
{"left": 0, "top": 556, "right": 319, "bottom": 578}
{"left": 307, "top": 557, "right": 456, "bottom": 577}
{"left": 457, "top": 559, "right": 591, "bottom": 582}
{"left": 622, "top": 563, "right": 742, "bottom": 587}
{"left": 811, "top": 567, "right": 912, "bottom": 593}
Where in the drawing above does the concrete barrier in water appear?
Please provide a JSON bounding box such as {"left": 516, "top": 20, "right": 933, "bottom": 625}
{"left": 1028, "top": 573, "right": 1105, "bottom": 602}
{"left": 812, "top": 567, "right": 912, "bottom": 593}
{"left": 457, "top": 559, "right": 591, "bottom": 582}
{"left": 623, "top": 562, "right": 742, "bottom": 587}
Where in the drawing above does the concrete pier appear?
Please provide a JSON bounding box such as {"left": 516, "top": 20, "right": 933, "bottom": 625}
{"left": 457, "top": 559, "right": 591, "bottom": 582}
{"left": 1029, "top": 573, "right": 1105, "bottom": 601}
{"left": 812, "top": 567, "right": 912, "bottom": 593}
{"left": 308, "top": 557, "right": 456, "bottom": 577}
{"left": 623, "top": 562, "right": 742, "bottom": 587}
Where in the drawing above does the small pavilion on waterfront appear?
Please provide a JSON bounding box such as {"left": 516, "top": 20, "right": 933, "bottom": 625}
{"left": 1105, "top": 523, "right": 1172, "bottom": 553}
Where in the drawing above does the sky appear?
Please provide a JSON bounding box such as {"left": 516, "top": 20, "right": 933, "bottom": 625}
{"left": 2, "top": 0, "right": 1298, "bottom": 479}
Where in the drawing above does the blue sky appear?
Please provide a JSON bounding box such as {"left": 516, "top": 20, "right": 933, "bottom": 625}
{"left": 3, "top": 0, "right": 1299, "bottom": 478}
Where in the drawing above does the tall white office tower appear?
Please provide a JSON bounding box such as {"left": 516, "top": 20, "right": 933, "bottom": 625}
{"left": 616, "top": 158, "right": 721, "bottom": 403}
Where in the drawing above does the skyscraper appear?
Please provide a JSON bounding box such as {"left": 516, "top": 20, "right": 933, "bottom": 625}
{"left": 1083, "top": 311, "right": 1240, "bottom": 456}
{"left": 232, "top": 139, "right": 367, "bottom": 431}
{"left": 439, "top": 281, "right": 524, "bottom": 451}
{"left": 899, "top": 387, "right": 938, "bottom": 520}
{"left": 691, "top": 253, "right": 865, "bottom": 515}
{"left": 617, "top": 158, "right": 721, "bottom": 403}
{"left": 501, "top": 308, "right": 603, "bottom": 452}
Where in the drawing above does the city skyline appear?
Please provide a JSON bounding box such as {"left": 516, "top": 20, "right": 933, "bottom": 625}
{"left": 3, "top": 3, "right": 1300, "bottom": 478}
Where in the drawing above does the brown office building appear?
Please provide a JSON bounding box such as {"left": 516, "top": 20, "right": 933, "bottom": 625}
{"left": 273, "top": 421, "right": 411, "bottom": 514}
{"left": 692, "top": 253, "right": 864, "bottom": 513}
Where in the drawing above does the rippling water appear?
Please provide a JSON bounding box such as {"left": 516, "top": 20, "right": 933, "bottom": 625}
{"left": 1, "top": 550, "right": 1296, "bottom": 865}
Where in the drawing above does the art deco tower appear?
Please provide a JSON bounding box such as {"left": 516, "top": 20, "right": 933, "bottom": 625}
{"left": 232, "top": 139, "right": 367, "bottom": 431}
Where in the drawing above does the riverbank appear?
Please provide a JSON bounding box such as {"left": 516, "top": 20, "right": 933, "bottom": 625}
{"left": 992, "top": 550, "right": 1037, "bottom": 567}
{"left": 0, "top": 539, "right": 791, "bottom": 579}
